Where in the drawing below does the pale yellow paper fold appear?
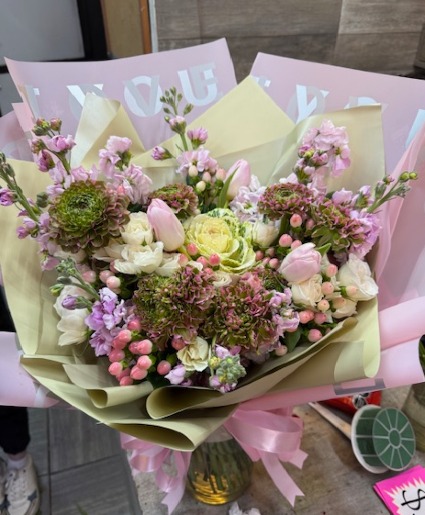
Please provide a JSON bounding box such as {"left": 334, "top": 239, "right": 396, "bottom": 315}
{"left": 0, "top": 78, "right": 384, "bottom": 450}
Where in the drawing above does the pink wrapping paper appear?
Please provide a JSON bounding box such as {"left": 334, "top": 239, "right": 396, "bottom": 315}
{"left": 0, "top": 332, "right": 58, "bottom": 408}
{"left": 0, "top": 110, "right": 32, "bottom": 160}
{"left": 250, "top": 53, "right": 425, "bottom": 173}
{"left": 6, "top": 39, "right": 237, "bottom": 151}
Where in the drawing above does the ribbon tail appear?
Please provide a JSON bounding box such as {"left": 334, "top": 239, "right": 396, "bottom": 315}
{"left": 289, "top": 449, "right": 308, "bottom": 469}
{"left": 261, "top": 451, "right": 304, "bottom": 507}
{"left": 160, "top": 452, "right": 191, "bottom": 515}
{"left": 161, "top": 483, "right": 185, "bottom": 515}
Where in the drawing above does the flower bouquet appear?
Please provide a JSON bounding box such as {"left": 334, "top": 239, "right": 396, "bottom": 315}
{"left": 0, "top": 77, "right": 418, "bottom": 509}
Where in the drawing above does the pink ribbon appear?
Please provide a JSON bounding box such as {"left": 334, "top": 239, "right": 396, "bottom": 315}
{"left": 121, "top": 406, "right": 306, "bottom": 513}
{"left": 120, "top": 433, "right": 191, "bottom": 514}
{"left": 225, "top": 407, "right": 307, "bottom": 506}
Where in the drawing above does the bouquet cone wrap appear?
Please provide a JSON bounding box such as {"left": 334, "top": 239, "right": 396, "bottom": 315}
{"left": 0, "top": 78, "right": 389, "bottom": 450}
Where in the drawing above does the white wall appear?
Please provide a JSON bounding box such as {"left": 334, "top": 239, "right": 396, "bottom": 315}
{"left": 0, "top": 0, "right": 84, "bottom": 65}
{"left": 0, "top": 0, "right": 84, "bottom": 114}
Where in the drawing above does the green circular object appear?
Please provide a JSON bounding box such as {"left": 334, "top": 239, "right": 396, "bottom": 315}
{"left": 372, "top": 407, "right": 416, "bottom": 471}
{"left": 351, "top": 405, "right": 388, "bottom": 474}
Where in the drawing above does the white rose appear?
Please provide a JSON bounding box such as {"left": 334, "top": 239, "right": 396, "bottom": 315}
{"left": 332, "top": 297, "right": 358, "bottom": 319}
{"left": 177, "top": 336, "right": 210, "bottom": 372}
{"left": 291, "top": 274, "right": 323, "bottom": 308}
{"left": 114, "top": 242, "right": 164, "bottom": 275}
{"left": 212, "top": 271, "right": 234, "bottom": 288}
{"left": 338, "top": 254, "right": 378, "bottom": 301}
{"left": 252, "top": 220, "right": 279, "bottom": 247}
{"left": 121, "top": 212, "right": 154, "bottom": 245}
{"left": 54, "top": 285, "right": 90, "bottom": 346}
{"left": 156, "top": 253, "right": 182, "bottom": 277}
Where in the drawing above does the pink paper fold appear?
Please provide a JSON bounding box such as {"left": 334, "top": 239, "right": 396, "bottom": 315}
{"left": 0, "top": 332, "right": 58, "bottom": 408}
{"left": 250, "top": 53, "right": 425, "bottom": 173}
{"left": 6, "top": 39, "right": 237, "bottom": 151}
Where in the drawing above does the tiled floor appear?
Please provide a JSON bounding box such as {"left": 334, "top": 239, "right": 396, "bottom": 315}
{"left": 25, "top": 408, "right": 141, "bottom": 515}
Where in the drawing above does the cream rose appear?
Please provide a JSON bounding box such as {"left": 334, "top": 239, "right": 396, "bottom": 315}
{"left": 251, "top": 220, "right": 279, "bottom": 247}
{"left": 156, "top": 253, "right": 182, "bottom": 277}
{"left": 291, "top": 274, "right": 324, "bottom": 308}
{"left": 177, "top": 336, "right": 210, "bottom": 372}
{"left": 332, "top": 297, "right": 358, "bottom": 319}
{"left": 121, "top": 212, "right": 154, "bottom": 245}
{"left": 54, "top": 285, "right": 90, "bottom": 346}
{"left": 338, "top": 254, "right": 378, "bottom": 301}
{"left": 212, "top": 271, "right": 234, "bottom": 288}
{"left": 113, "top": 242, "right": 164, "bottom": 275}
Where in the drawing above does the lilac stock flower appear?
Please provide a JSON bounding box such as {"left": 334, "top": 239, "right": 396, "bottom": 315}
{"left": 0, "top": 188, "right": 15, "bottom": 206}
{"left": 176, "top": 149, "right": 217, "bottom": 175}
{"left": 280, "top": 310, "right": 300, "bottom": 332}
{"left": 36, "top": 149, "right": 55, "bottom": 172}
{"left": 332, "top": 188, "right": 354, "bottom": 205}
{"left": 350, "top": 210, "right": 381, "bottom": 258}
{"left": 187, "top": 127, "right": 208, "bottom": 146}
{"left": 151, "top": 146, "right": 171, "bottom": 161}
{"left": 115, "top": 164, "right": 152, "bottom": 204}
{"left": 46, "top": 135, "right": 76, "bottom": 153}
{"left": 106, "top": 136, "right": 132, "bottom": 154}
{"left": 62, "top": 295, "right": 78, "bottom": 310}
{"left": 229, "top": 177, "right": 266, "bottom": 222}
{"left": 16, "top": 217, "right": 38, "bottom": 240}
{"left": 164, "top": 364, "right": 187, "bottom": 385}
{"left": 98, "top": 149, "right": 121, "bottom": 177}
{"left": 16, "top": 226, "right": 30, "bottom": 239}
{"left": 85, "top": 288, "right": 126, "bottom": 356}
{"left": 168, "top": 116, "right": 186, "bottom": 131}
{"left": 89, "top": 326, "right": 116, "bottom": 357}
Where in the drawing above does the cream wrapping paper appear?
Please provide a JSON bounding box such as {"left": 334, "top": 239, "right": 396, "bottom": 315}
{"left": 0, "top": 78, "right": 384, "bottom": 450}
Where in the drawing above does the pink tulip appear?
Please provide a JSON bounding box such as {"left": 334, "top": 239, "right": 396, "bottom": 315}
{"left": 226, "top": 159, "right": 251, "bottom": 199}
{"left": 147, "top": 198, "right": 185, "bottom": 251}
{"left": 278, "top": 242, "right": 321, "bottom": 283}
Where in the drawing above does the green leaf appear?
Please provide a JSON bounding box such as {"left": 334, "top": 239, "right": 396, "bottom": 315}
{"left": 217, "top": 169, "right": 237, "bottom": 208}
{"left": 284, "top": 328, "right": 302, "bottom": 353}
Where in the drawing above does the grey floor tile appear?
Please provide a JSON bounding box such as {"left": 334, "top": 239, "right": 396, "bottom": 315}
{"left": 28, "top": 408, "right": 49, "bottom": 476}
{"left": 37, "top": 473, "right": 51, "bottom": 515}
{"left": 48, "top": 409, "right": 121, "bottom": 472}
{"left": 50, "top": 455, "right": 141, "bottom": 515}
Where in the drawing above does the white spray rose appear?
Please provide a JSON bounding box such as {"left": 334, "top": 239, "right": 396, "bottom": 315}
{"left": 332, "top": 297, "right": 358, "bottom": 319}
{"left": 291, "top": 274, "right": 324, "bottom": 308}
{"left": 338, "top": 254, "right": 378, "bottom": 301}
{"left": 177, "top": 336, "right": 210, "bottom": 372}
{"left": 251, "top": 220, "right": 279, "bottom": 247}
{"left": 156, "top": 253, "right": 182, "bottom": 277}
{"left": 113, "top": 242, "right": 164, "bottom": 275}
{"left": 121, "top": 212, "right": 154, "bottom": 245}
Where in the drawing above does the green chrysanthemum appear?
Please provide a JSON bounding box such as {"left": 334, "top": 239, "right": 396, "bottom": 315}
{"left": 308, "top": 199, "right": 365, "bottom": 253}
{"left": 202, "top": 277, "right": 280, "bottom": 353}
{"left": 258, "top": 182, "right": 317, "bottom": 220}
{"left": 148, "top": 183, "right": 199, "bottom": 220}
{"left": 133, "top": 265, "right": 216, "bottom": 349}
{"left": 48, "top": 180, "right": 129, "bottom": 254}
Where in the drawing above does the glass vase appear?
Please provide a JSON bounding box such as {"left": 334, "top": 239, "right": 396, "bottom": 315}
{"left": 186, "top": 426, "right": 253, "bottom": 505}
{"left": 403, "top": 382, "right": 425, "bottom": 452}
